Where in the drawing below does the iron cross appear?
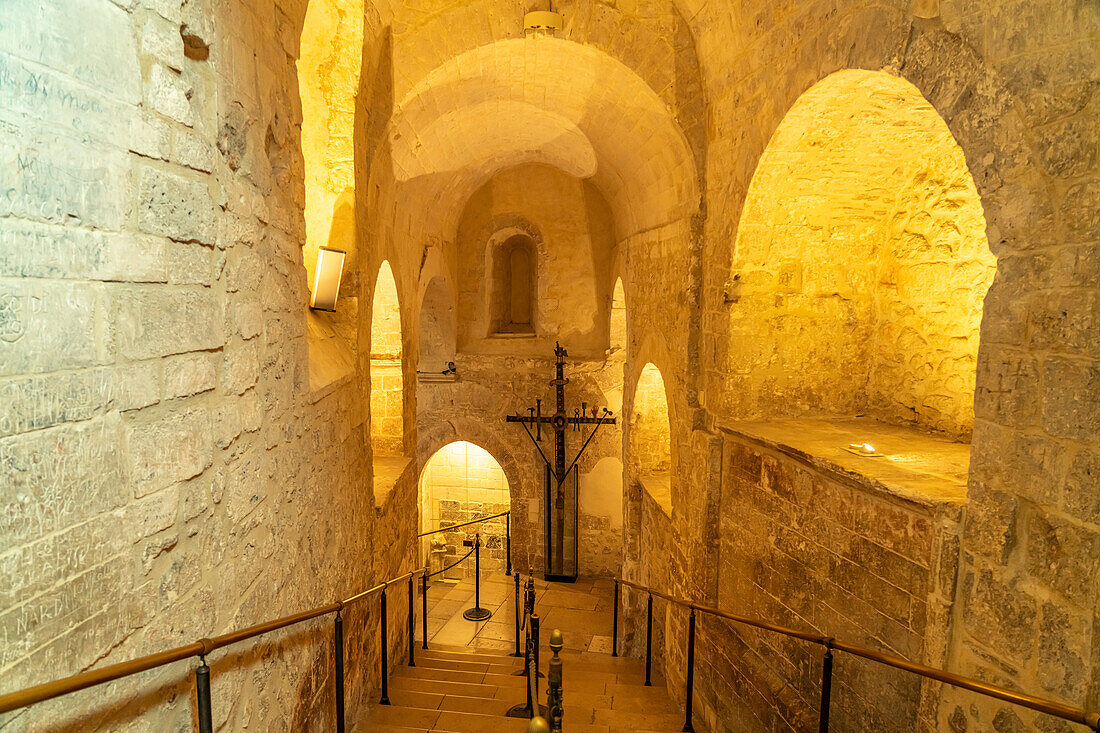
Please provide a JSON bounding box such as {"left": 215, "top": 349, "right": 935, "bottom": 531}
{"left": 506, "top": 342, "right": 616, "bottom": 486}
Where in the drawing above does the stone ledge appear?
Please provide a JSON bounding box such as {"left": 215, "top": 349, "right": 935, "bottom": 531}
{"left": 373, "top": 454, "right": 413, "bottom": 507}
{"left": 639, "top": 472, "right": 672, "bottom": 518}
{"left": 718, "top": 416, "right": 969, "bottom": 508}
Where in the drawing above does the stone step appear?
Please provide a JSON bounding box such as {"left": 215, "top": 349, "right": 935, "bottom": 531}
{"left": 361, "top": 704, "right": 532, "bottom": 733}
{"left": 391, "top": 674, "right": 508, "bottom": 700}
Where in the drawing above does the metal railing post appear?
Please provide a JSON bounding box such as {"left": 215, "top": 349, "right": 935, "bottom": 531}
{"left": 334, "top": 610, "right": 345, "bottom": 733}
{"left": 532, "top": 607, "right": 541, "bottom": 695}
{"left": 506, "top": 512, "right": 512, "bottom": 576}
{"left": 682, "top": 608, "right": 696, "bottom": 733}
{"left": 380, "top": 587, "right": 390, "bottom": 705}
{"left": 463, "top": 534, "right": 492, "bottom": 621}
{"left": 421, "top": 573, "right": 429, "bottom": 649}
{"left": 547, "top": 629, "right": 563, "bottom": 732}
{"left": 513, "top": 572, "right": 523, "bottom": 657}
{"left": 645, "top": 593, "right": 653, "bottom": 686}
{"left": 195, "top": 657, "right": 212, "bottom": 733}
{"left": 611, "top": 579, "right": 619, "bottom": 657}
{"left": 408, "top": 577, "right": 416, "bottom": 667}
{"left": 819, "top": 640, "right": 834, "bottom": 733}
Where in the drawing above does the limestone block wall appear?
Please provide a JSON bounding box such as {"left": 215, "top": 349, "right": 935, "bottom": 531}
{"left": 693, "top": 434, "right": 962, "bottom": 733}
{"left": 724, "top": 69, "right": 994, "bottom": 440}
{"left": 455, "top": 164, "right": 616, "bottom": 357}
{"left": 0, "top": 1, "right": 419, "bottom": 730}
{"left": 687, "top": 1, "right": 1100, "bottom": 729}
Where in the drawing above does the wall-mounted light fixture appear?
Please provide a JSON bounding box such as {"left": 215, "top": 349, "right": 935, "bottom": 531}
{"left": 524, "top": 10, "right": 563, "bottom": 35}
{"left": 310, "top": 247, "right": 347, "bottom": 312}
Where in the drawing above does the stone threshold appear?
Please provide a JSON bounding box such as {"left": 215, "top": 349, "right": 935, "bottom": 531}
{"left": 718, "top": 416, "right": 969, "bottom": 508}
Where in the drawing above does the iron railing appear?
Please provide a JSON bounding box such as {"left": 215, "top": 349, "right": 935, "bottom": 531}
{"left": 611, "top": 577, "right": 1100, "bottom": 732}
{"left": 0, "top": 567, "right": 427, "bottom": 732}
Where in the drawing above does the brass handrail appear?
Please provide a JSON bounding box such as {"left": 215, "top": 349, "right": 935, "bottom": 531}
{"left": 0, "top": 566, "right": 427, "bottom": 716}
{"left": 615, "top": 577, "right": 1100, "bottom": 731}
{"left": 417, "top": 510, "right": 509, "bottom": 537}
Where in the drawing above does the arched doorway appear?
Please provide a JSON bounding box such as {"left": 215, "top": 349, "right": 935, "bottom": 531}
{"left": 418, "top": 441, "right": 511, "bottom": 579}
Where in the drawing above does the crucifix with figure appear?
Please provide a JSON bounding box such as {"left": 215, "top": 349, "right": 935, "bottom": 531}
{"left": 507, "top": 342, "right": 616, "bottom": 582}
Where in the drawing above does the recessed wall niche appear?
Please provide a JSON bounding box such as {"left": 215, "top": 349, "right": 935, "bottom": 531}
{"left": 489, "top": 233, "right": 537, "bottom": 336}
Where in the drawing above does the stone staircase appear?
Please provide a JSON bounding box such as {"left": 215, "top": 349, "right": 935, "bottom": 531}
{"left": 358, "top": 643, "right": 685, "bottom": 732}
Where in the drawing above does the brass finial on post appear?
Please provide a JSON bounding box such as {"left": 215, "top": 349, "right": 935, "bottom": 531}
{"left": 526, "top": 716, "right": 550, "bottom": 733}
{"left": 548, "top": 629, "right": 563, "bottom": 731}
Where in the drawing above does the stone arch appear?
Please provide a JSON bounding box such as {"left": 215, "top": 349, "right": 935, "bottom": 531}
{"left": 608, "top": 277, "right": 627, "bottom": 359}
{"left": 369, "top": 36, "right": 700, "bottom": 259}
{"left": 418, "top": 440, "right": 511, "bottom": 577}
{"left": 297, "top": 0, "right": 364, "bottom": 284}
{"left": 487, "top": 232, "right": 538, "bottom": 336}
{"left": 370, "top": 260, "right": 403, "bottom": 455}
{"left": 628, "top": 363, "right": 673, "bottom": 516}
{"left": 728, "top": 68, "right": 995, "bottom": 439}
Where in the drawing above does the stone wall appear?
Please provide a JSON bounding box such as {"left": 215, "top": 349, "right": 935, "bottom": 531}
{"left": 726, "top": 69, "right": 994, "bottom": 440}
{"left": 688, "top": 2, "right": 1100, "bottom": 730}
{"left": 0, "top": 0, "right": 419, "bottom": 730}
{"left": 694, "top": 427, "right": 963, "bottom": 732}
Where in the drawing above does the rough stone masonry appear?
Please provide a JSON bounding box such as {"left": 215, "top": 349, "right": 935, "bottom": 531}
{"left": 1, "top": 0, "right": 1098, "bottom": 731}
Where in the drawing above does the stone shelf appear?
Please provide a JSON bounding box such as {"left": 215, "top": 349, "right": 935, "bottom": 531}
{"left": 373, "top": 454, "right": 413, "bottom": 506}
{"left": 718, "top": 416, "right": 969, "bottom": 507}
{"left": 639, "top": 472, "right": 673, "bottom": 517}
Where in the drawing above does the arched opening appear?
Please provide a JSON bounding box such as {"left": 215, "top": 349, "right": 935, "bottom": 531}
{"left": 630, "top": 363, "right": 672, "bottom": 515}
{"left": 297, "top": 0, "right": 363, "bottom": 286}
{"left": 608, "top": 277, "right": 626, "bottom": 358}
{"left": 489, "top": 234, "right": 537, "bottom": 336}
{"left": 418, "top": 275, "right": 456, "bottom": 375}
{"left": 370, "top": 261, "right": 403, "bottom": 455}
{"left": 418, "top": 441, "right": 510, "bottom": 579}
{"left": 729, "top": 69, "right": 995, "bottom": 440}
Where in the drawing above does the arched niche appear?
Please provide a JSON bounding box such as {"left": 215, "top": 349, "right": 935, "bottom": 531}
{"left": 608, "top": 277, "right": 626, "bottom": 357}
{"left": 729, "top": 69, "right": 995, "bottom": 440}
{"left": 489, "top": 234, "right": 537, "bottom": 336}
{"left": 418, "top": 441, "right": 511, "bottom": 578}
{"left": 418, "top": 275, "right": 456, "bottom": 374}
{"left": 630, "top": 362, "right": 672, "bottom": 516}
{"left": 370, "top": 260, "right": 403, "bottom": 455}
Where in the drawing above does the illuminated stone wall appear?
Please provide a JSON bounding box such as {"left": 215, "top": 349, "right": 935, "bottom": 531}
{"left": 3, "top": 0, "right": 1099, "bottom": 731}
{"left": 370, "top": 260, "right": 404, "bottom": 455}
{"left": 727, "top": 70, "right": 994, "bottom": 440}
{"left": 0, "top": 1, "right": 417, "bottom": 731}
{"left": 419, "top": 441, "right": 510, "bottom": 578}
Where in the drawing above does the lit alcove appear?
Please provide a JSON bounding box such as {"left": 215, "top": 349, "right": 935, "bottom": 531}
{"left": 370, "top": 261, "right": 404, "bottom": 457}
{"left": 419, "top": 441, "right": 510, "bottom": 579}
{"left": 489, "top": 234, "right": 537, "bottom": 336}
{"left": 418, "top": 275, "right": 456, "bottom": 378}
{"left": 630, "top": 363, "right": 672, "bottom": 516}
{"left": 728, "top": 69, "right": 996, "bottom": 441}
{"left": 608, "top": 277, "right": 626, "bottom": 358}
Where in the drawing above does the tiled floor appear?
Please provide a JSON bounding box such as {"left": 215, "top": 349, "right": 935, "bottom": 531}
{"left": 420, "top": 573, "right": 616, "bottom": 655}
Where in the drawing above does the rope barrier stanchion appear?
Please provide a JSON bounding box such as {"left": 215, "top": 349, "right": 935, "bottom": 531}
{"left": 462, "top": 534, "right": 492, "bottom": 621}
